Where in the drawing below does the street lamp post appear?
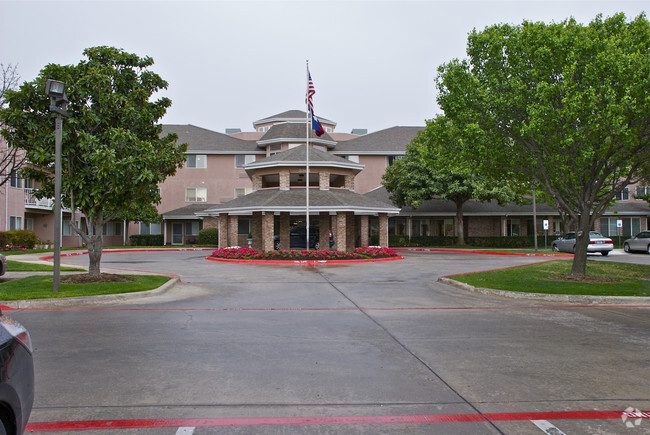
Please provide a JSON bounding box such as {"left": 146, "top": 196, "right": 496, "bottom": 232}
{"left": 45, "top": 79, "right": 68, "bottom": 292}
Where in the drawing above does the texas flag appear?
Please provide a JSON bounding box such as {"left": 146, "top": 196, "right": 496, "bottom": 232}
{"left": 306, "top": 70, "right": 325, "bottom": 137}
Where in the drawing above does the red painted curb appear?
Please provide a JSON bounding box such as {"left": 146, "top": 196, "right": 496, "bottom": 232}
{"left": 25, "top": 410, "right": 648, "bottom": 431}
{"left": 205, "top": 255, "right": 404, "bottom": 265}
{"left": 395, "top": 247, "right": 574, "bottom": 258}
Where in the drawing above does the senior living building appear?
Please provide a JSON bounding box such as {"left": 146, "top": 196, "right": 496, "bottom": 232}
{"left": 1, "top": 109, "right": 649, "bottom": 248}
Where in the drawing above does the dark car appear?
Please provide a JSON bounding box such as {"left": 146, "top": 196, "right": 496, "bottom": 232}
{"left": 0, "top": 254, "right": 6, "bottom": 276}
{"left": 274, "top": 226, "right": 334, "bottom": 250}
{"left": 623, "top": 231, "right": 650, "bottom": 254}
{"left": 0, "top": 309, "right": 34, "bottom": 434}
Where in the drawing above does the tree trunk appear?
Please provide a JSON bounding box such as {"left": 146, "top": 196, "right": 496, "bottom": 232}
{"left": 570, "top": 212, "right": 591, "bottom": 276}
{"left": 455, "top": 201, "right": 465, "bottom": 246}
{"left": 87, "top": 220, "right": 104, "bottom": 277}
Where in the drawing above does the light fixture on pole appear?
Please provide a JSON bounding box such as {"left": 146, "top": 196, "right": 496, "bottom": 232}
{"left": 45, "top": 79, "right": 68, "bottom": 292}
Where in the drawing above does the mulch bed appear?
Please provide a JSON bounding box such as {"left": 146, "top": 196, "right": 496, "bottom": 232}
{"left": 61, "top": 274, "right": 136, "bottom": 284}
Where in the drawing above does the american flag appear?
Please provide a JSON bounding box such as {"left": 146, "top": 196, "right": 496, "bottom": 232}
{"left": 306, "top": 69, "right": 325, "bottom": 137}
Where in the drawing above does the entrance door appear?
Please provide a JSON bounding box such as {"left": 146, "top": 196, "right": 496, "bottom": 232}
{"left": 172, "top": 223, "right": 183, "bottom": 245}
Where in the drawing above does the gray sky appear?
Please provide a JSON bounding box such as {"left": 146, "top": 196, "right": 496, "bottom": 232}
{"left": 1, "top": 0, "right": 647, "bottom": 134}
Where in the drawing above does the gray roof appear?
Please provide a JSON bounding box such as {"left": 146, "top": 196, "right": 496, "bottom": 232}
{"left": 162, "top": 124, "right": 261, "bottom": 154}
{"left": 365, "top": 186, "right": 650, "bottom": 217}
{"left": 253, "top": 110, "right": 336, "bottom": 127}
{"left": 162, "top": 203, "right": 219, "bottom": 219}
{"left": 257, "top": 122, "right": 336, "bottom": 146}
{"left": 332, "top": 126, "right": 423, "bottom": 154}
{"left": 199, "top": 188, "right": 400, "bottom": 216}
{"left": 245, "top": 144, "right": 362, "bottom": 172}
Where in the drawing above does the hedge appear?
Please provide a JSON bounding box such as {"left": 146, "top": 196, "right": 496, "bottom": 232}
{"left": 129, "top": 234, "right": 164, "bottom": 246}
{"left": 0, "top": 230, "right": 38, "bottom": 249}
{"left": 370, "top": 234, "right": 562, "bottom": 249}
{"left": 198, "top": 228, "right": 219, "bottom": 245}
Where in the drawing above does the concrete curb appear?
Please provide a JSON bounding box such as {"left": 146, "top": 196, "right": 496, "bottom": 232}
{"left": 0, "top": 277, "right": 180, "bottom": 310}
{"left": 438, "top": 277, "right": 650, "bottom": 305}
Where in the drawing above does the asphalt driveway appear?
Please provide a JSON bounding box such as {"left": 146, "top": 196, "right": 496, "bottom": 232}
{"left": 7, "top": 250, "right": 650, "bottom": 434}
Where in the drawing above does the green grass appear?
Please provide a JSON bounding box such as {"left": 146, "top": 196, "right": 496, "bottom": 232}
{"left": 7, "top": 260, "right": 85, "bottom": 272}
{"left": 0, "top": 275, "right": 171, "bottom": 300}
{"left": 452, "top": 260, "right": 650, "bottom": 296}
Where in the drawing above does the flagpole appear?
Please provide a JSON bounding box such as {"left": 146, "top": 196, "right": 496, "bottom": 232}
{"left": 305, "top": 60, "right": 310, "bottom": 251}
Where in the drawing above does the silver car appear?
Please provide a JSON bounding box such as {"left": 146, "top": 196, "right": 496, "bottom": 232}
{"left": 623, "top": 231, "right": 650, "bottom": 254}
{"left": 551, "top": 231, "right": 614, "bottom": 256}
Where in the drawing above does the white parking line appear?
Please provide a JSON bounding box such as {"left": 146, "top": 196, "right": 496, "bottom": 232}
{"left": 532, "top": 419, "right": 566, "bottom": 434}
{"left": 175, "top": 428, "right": 196, "bottom": 435}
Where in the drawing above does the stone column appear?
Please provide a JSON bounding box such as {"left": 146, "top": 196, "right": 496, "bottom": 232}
{"left": 228, "top": 215, "right": 239, "bottom": 247}
{"left": 218, "top": 214, "right": 229, "bottom": 248}
{"left": 346, "top": 213, "right": 356, "bottom": 251}
{"left": 279, "top": 212, "right": 290, "bottom": 250}
{"left": 319, "top": 212, "right": 330, "bottom": 250}
{"left": 279, "top": 170, "right": 290, "bottom": 190}
{"left": 319, "top": 172, "right": 330, "bottom": 190}
{"left": 345, "top": 175, "right": 355, "bottom": 191}
{"left": 252, "top": 212, "right": 263, "bottom": 250}
{"left": 360, "top": 215, "right": 369, "bottom": 247}
{"left": 262, "top": 212, "right": 275, "bottom": 251}
{"left": 336, "top": 213, "right": 347, "bottom": 252}
{"left": 379, "top": 213, "right": 389, "bottom": 247}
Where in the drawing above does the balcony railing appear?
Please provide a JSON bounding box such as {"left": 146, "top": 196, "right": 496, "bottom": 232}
{"left": 24, "top": 188, "right": 54, "bottom": 209}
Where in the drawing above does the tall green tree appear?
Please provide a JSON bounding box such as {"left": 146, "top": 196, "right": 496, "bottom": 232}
{"left": 437, "top": 13, "right": 650, "bottom": 275}
{"left": 383, "top": 115, "right": 520, "bottom": 245}
{"left": 0, "top": 46, "right": 187, "bottom": 277}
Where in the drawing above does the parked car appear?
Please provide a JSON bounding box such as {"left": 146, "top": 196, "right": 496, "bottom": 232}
{"left": 623, "top": 231, "right": 650, "bottom": 254}
{"left": 551, "top": 231, "right": 613, "bottom": 256}
{"left": 274, "top": 226, "right": 334, "bottom": 250}
{"left": 0, "top": 254, "right": 6, "bottom": 276}
{"left": 0, "top": 309, "right": 34, "bottom": 434}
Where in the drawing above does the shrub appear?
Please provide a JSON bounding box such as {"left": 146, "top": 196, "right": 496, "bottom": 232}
{"left": 129, "top": 234, "right": 164, "bottom": 246}
{"left": 0, "top": 230, "right": 38, "bottom": 249}
{"left": 198, "top": 228, "right": 219, "bottom": 245}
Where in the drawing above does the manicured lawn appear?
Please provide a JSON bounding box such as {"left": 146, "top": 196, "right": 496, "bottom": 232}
{"left": 7, "top": 260, "right": 85, "bottom": 272}
{"left": 452, "top": 260, "right": 650, "bottom": 296}
{"left": 0, "top": 275, "right": 171, "bottom": 300}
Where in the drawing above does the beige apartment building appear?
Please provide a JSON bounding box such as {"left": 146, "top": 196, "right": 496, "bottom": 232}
{"left": 1, "top": 110, "right": 648, "bottom": 248}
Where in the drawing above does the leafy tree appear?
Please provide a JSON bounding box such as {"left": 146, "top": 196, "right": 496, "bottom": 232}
{"left": 0, "top": 47, "right": 187, "bottom": 276}
{"left": 383, "top": 115, "right": 520, "bottom": 245}
{"left": 436, "top": 13, "right": 650, "bottom": 275}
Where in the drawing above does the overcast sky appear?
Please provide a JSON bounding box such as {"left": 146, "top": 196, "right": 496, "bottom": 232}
{"left": 1, "top": 0, "right": 647, "bottom": 134}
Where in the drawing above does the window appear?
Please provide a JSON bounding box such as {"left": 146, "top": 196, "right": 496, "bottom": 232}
{"left": 389, "top": 218, "right": 407, "bottom": 235}
{"left": 615, "top": 187, "right": 629, "bottom": 200}
{"left": 9, "top": 216, "right": 22, "bottom": 230}
{"left": 114, "top": 222, "right": 122, "bottom": 236}
{"left": 9, "top": 172, "right": 21, "bottom": 188}
{"left": 387, "top": 155, "right": 403, "bottom": 166}
{"left": 507, "top": 219, "right": 520, "bottom": 236}
{"left": 102, "top": 222, "right": 113, "bottom": 236}
{"left": 63, "top": 220, "right": 72, "bottom": 236}
{"left": 636, "top": 186, "right": 649, "bottom": 198}
{"left": 235, "top": 187, "right": 252, "bottom": 198}
{"left": 185, "top": 221, "right": 199, "bottom": 236}
{"left": 186, "top": 154, "right": 207, "bottom": 168}
{"left": 186, "top": 187, "right": 207, "bottom": 202}
{"left": 412, "top": 219, "right": 431, "bottom": 237}
{"left": 257, "top": 126, "right": 269, "bottom": 132}
{"left": 238, "top": 218, "right": 251, "bottom": 235}
{"left": 140, "top": 222, "right": 162, "bottom": 235}
{"left": 600, "top": 217, "right": 641, "bottom": 237}
{"left": 269, "top": 144, "right": 282, "bottom": 156}
{"left": 235, "top": 155, "right": 256, "bottom": 168}
{"left": 434, "top": 219, "right": 454, "bottom": 236}
{"left": 346, "top": 155, "right": 360, "bottom": 163}
{"left": 25, "top": 218, "right": 34, "bottom": 231}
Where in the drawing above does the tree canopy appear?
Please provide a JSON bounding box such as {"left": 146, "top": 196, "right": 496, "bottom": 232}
{"left": 0, "top": 46, "right": 187, "bottom": 276}
{"left": 436, "top": 13, "right": 650, "bottom": 275}
{"left": 383, "top": 115, "right": 520, "bottom": 245}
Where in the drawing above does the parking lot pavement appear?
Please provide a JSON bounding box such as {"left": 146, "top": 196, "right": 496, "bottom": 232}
{"left": 9, "top": 250, "right": 650, "bottom": 434}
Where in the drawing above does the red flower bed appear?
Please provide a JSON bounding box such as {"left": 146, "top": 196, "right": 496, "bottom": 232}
{"left": 211, "top": 246, "right": 397, "bottom": 261}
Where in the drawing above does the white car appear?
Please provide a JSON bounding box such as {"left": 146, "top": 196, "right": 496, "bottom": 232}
{"left": 551, "top": 231, "right": 613, "bottom": 256}
{"left": 623, "top": 231, "right": 650, "bottom": 254}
